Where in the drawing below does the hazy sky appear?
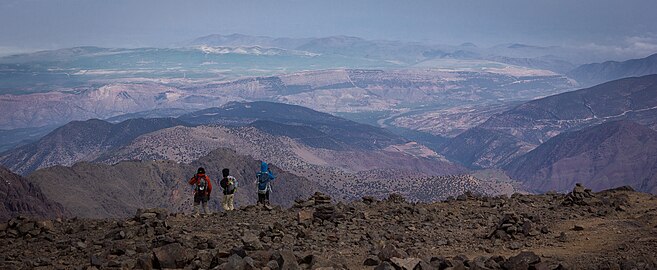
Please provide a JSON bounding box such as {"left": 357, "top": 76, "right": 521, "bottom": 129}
{"left": 1, "top": 0, "right": 657, "bottom": 58}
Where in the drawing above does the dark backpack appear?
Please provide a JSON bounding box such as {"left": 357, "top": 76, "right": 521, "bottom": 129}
{"left": 222, "top": 176, "right": 237, "bottom": 194}
{"left": 196, "top": 175, "right": 208, "bottom": 192}
{"left": 257, "top": 172, "right": 269, "bottom": 192}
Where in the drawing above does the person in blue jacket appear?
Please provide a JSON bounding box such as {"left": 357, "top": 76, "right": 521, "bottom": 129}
{"left": 255, "top": 161, "right": 276, "bottom": 205}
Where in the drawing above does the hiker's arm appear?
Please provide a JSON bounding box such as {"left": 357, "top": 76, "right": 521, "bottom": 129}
{"left": 207, "top": 177, "right": 212, "bottom": 194}
{"left": 188, "top": 176, "right": 195, "bottom": 185}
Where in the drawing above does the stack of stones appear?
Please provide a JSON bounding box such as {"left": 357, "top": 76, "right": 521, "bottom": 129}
{"left": 0, "top": 215, "right": 55, "bottom": 238}
{"left": 487, "top": 212, "right": 541, "bottom": 241}
{"left": 312, "top": 192, "right": 335, "bottom": 221}
{"left": 562, "top": 183, "right": 598, "bottom": 206}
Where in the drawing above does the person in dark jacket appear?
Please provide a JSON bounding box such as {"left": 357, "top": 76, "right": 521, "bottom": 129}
{"left": 219, "top": 168, "right": 237, "bottom": 211}
{"left": 255, "top": 162, "right": 276, "bottom": 205}
{"left": 188, "top": 167, "right": 212, "bottom": 217}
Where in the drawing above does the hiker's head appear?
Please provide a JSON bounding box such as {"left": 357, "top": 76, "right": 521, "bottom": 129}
{"left": 260, "top": 162, "right": 268, "bottom": 172}
{"left": 197, "top": 167, "right": 205, "bottom": 174}
{"left": 222, "top": 168, "right": 230, "bottom": 177}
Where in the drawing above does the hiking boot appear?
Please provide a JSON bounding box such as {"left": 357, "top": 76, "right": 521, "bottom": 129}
{"left": 193, "top": 205, "right": 201, "bottom": 217}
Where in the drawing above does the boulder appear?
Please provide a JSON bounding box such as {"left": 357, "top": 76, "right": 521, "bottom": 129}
{"left": 153, "top": 243, "right": 191, "bottom": 268}
{"left": 278, "top": 249, "right": 300, "bottom": 270}
{"left": 136, "top": 254, "right": 153, "bottom": 270}
{"left": 502, "top": 251, "right": 540, "bottom": 270}
{"left": 364, "top": 255, "right": 381, "bottom": 266}
{"left": 378, "top": 245, "right": 407, "bottom": 262}
{"left": 241, "top": 231, "right": 264, "bottom": 251}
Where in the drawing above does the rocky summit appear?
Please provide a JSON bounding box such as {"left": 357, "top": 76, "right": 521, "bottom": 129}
{"left": 1, "top": 185, "right": 656, "bottom": 270}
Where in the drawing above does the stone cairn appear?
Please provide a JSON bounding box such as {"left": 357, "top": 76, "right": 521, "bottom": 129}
{"left": 311, "top": 192, "right": 335, "bottom": 221}
{"left": 562, "top": 183, "right": 598, "bottom": 206}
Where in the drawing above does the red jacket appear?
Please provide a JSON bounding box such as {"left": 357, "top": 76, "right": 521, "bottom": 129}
{"left": 188, "top": 173, "right": 212, "bottom": 196}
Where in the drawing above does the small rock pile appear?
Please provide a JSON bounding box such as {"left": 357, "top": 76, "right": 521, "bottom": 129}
{"left": 0, "top": 215, "right": 54, "bottom": 238}
{"left": 561, "top": 183, "right": 599, "bottom": 206}
{"left": 487, "top": 212, "right": 543, "bottom": 242}
{"left": 294, "top": 192, "right": 341, "bottom": 222}
{"left": 312, "top": 193, "right": 336, "bottom": 221}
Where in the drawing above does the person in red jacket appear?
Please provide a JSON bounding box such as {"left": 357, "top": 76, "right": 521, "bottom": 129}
{"left": 188, "top": 167, "right": 212, "bottom": 217}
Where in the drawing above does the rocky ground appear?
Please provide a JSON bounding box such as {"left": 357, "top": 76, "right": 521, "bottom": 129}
{"left": 1, "top": 184, "right": 656, "bottom": 270}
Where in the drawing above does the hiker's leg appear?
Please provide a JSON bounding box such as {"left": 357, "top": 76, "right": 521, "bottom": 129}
{"left": 228, "top": 194, "right": 235, "bottom": 210}
{"left": 202, "top": 201, "right": 210, "bottom": 215}
{"left": 202, "top": 196, "right": 210, "bottom": 215}
{"left": 265, "top": 191, "right": 270, "bottom": 205}
{"left": 192, "top": 199, "right": 201, "bottom": 216}
{"left": 193, "top": 195, "right": 201, "bottom": 216}
{"left": 257, "top": 193, "right": 264, "bottom": 205}
{"left": 222, "top": 195, "right": 229, "bottom": 211}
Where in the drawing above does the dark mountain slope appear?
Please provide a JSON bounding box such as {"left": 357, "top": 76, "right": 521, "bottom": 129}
{"left": 0, "top": 166, "right": 66, "bottom": 221}
{"left": 440, "top": 75, "right": 657, "bottom": 168}
{"left": 179, "top": 101, "right": 406, "bottom": 150}
{"left": 247, "top": 120, "right": 349, "bottom": 150}
{"left": 28, "top": 148, "right": 322, "bottom": 218}
{"left": 505, "top": 121, "right": 657, "bottom": 194}
{"left": 0, "top": 118, "right": 188, "bottom": 175}
{"left": 568, "top": 53, "right": 657, "bottom": 86}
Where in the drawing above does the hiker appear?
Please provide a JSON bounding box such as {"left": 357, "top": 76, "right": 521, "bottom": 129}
{"left": 255, "top": 161, "right": 276, "bottom": 205}
{"left": 219, "top": 168, "right": 238, "bottom": 211}
{"left": 188, "top": 167, "right": 212, "bottom": 217}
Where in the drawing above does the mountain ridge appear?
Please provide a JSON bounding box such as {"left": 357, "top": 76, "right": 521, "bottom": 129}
{"left": 0, "top": 117, "right": 188, "bottom": 175}
{"left": 568, "top": 53, "right": 657, "bottom": 86}
{"left": 439, "top": 74, "right": 657, "bottom": 169}
{"left": 504, "top": 120, "right": 657, "bottom": 194}
{"left": 0, "top": 166, "right": 67, "bottom": 221}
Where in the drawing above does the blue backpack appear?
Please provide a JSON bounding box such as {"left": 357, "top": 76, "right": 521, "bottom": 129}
{"left": 257, "top": 172, "right": 270, "bottom": 193}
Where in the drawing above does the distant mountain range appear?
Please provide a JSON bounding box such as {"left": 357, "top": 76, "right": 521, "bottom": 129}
{"left": 178, "top": 101, "right": 406, "bottom": 150}
{"left": 189, "top": 34, "right": 614, "bottom": 71}
{"left": 0, "top": 68, "right": 574, "bottom": 133}
{"left": 0, "top": 100, "right": 480, "bottom": 219}
{"left": 439, "top": 74, "right": 657, "bottom": 169}
{"left": 0, "top": 102, "right": 460, "bottom": 180}
{"left": 568, "top": 53, "right": 657, "bottom": 86}
{"left": 505, "top": 120, "right": 657, "bottom": 194}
